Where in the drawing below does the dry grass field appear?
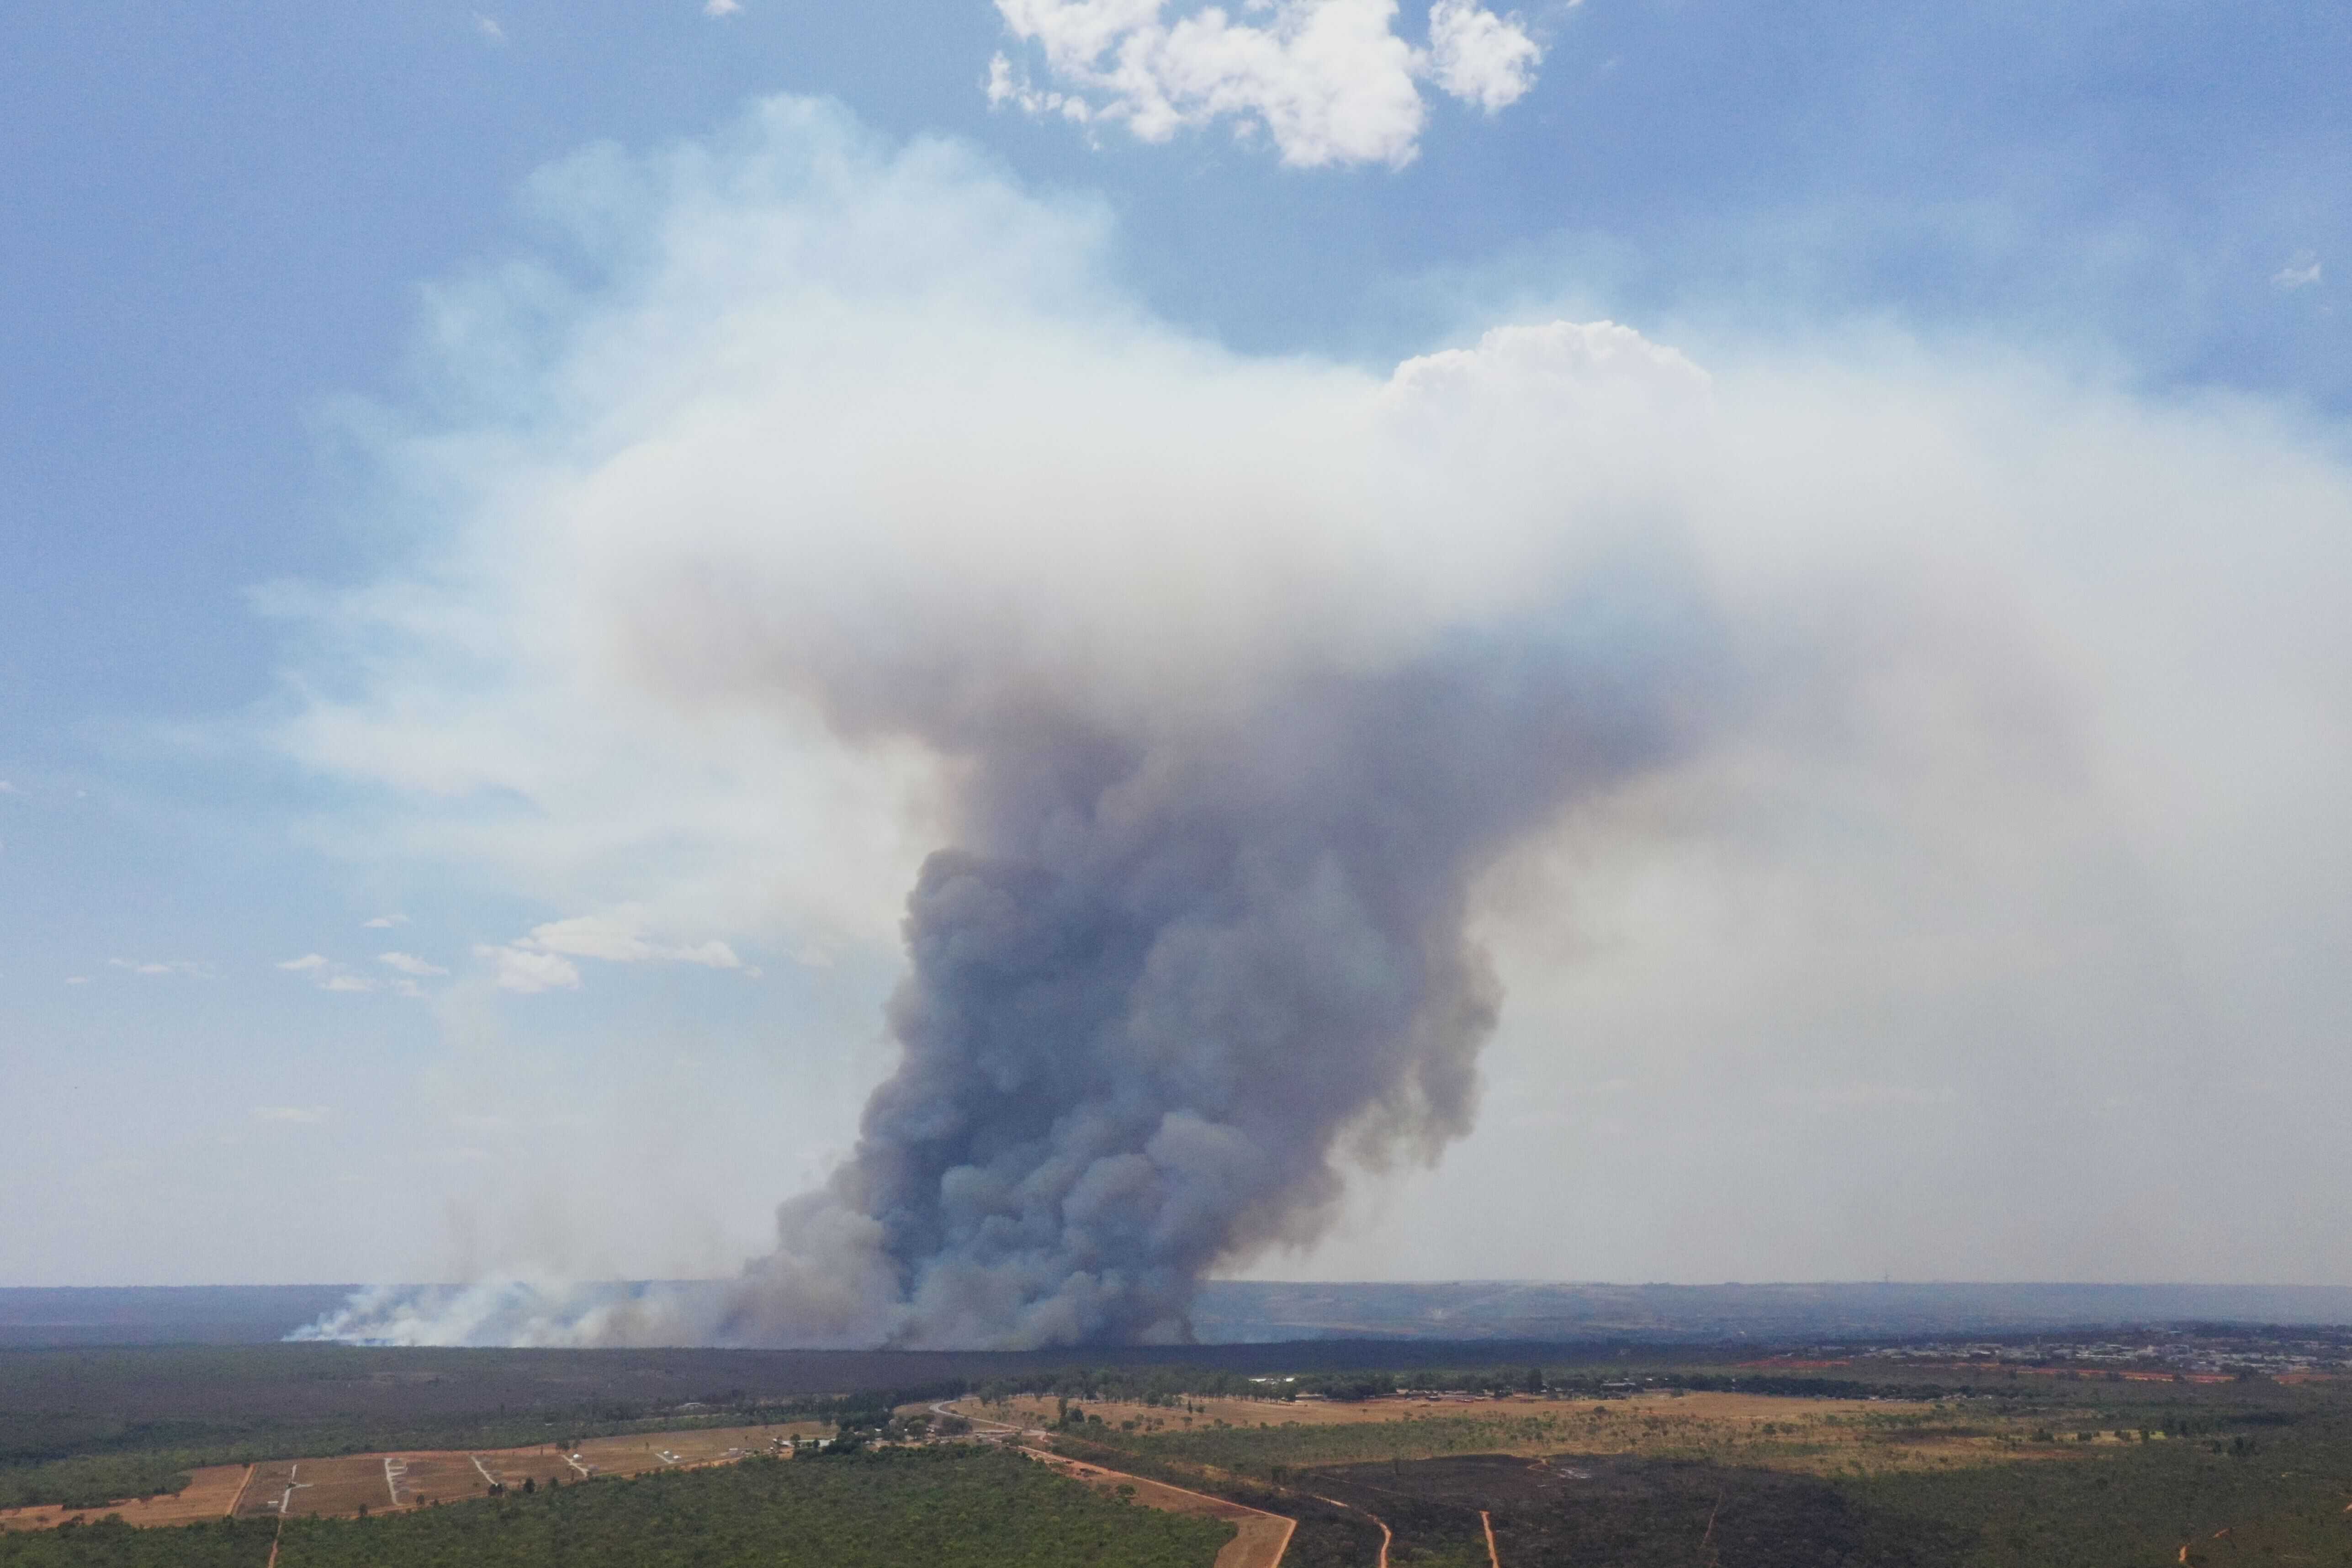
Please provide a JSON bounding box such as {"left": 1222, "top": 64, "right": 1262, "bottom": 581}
{"left": 0, "top": 1421, "right": 836, "bottom": 1533}
{"left": 0, "top": 1463, "right": 250, "bottom": 1533}
{"left": 956, "top": 1388, "right": 2108, "bottom": 1478}
{"left": 232, "top": 1422, "right": 836, "bottom": 1518}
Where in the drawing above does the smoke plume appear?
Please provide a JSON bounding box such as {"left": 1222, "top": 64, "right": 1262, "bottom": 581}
{"left": 280, "top": 99, "right": 1745, "bottom": 1348}
{"left": 708, "top": 591, "right": 1717, "bottom": 1346}
{"left": 281, "top": 98, "right": 2352, "bottom": 1344}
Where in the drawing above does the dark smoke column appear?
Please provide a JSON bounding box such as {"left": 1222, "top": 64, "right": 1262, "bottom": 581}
{"left": 718, "top": 606, "right": 1716, "bottom": 1349}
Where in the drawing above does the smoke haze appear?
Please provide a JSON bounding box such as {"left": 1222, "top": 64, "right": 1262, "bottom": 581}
{"left": 280, "top": 99, "right": 2352, "bottom": 1346}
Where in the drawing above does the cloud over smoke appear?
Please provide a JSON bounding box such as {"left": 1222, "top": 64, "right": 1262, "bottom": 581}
{"left": 277, "top": 98, "right": 2352, "bottom": 1345}
{"left": 989, "top": 0, "right": 1543, "bottom": 166}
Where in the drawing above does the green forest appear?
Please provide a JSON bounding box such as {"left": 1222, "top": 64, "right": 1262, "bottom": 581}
{"left": 11, "top": 1340, "right": 2352, "bottom": 1568}
{"left": 0, "top": 1346, "right": 951, "bottom": 1511}
{"left": 0, "top": 1448, "right": 1231, "bottom": 1568}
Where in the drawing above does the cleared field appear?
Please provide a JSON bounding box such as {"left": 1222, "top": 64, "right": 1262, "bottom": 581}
{"left": 0, "top": 1463, "right": 249, "bottom": 1533}
{"left": 1025, "top": 1446, "right": 1292, "bottom": 1568}
{"left": 233, "top": 1423, "right": 834, "bottom": 1518}
{"left": 3, "top": 1421, "right": 836, "bottom": 1534}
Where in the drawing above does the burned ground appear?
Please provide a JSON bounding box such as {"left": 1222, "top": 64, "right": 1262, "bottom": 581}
{"left": 1301, "top": 1453, "right": 1973, "bottom": 1568}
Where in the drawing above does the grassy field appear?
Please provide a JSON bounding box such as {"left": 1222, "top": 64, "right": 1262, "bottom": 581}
{"left": 972, "top": 1388, "right": 2088, "bottom": 1477}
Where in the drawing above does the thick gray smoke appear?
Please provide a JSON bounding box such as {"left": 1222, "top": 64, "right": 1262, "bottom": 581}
{"left": 711, "top": 599, "right": 1715, "bottom": 1346}
{"left": 286, "top": 100, "right": 2352, "bottom": 1347}
{"left": 276, "top": 104, "right": 1742, "bottom": 1350}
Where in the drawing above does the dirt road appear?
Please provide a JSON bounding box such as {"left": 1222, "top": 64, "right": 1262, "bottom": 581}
{"left": 1309, "top": 1493, "right": 1390, "bottom": 1568}
{"left": 938, "top": 1399, "right": 1293, "bottom": 1568}
{"left": 1020, "top": 1446, "right": 1293, "bottom": 1568}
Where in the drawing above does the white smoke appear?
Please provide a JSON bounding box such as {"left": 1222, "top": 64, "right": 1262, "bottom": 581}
{"left": 276, "top": 98, "right": 2352, "bottom": 1343}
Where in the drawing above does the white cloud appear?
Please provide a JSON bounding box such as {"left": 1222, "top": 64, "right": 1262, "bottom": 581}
{"left": 518, "top": 913, "right": 742, "bottom": 970}
{"left": 254, "top": 1106, "right": 331, "bottom": 1124}
{"left": 455, "top": 913, "right": 744, "bottom": 993}
{"left": 704, "top": 0, "right": 742, "bottom": 15}
{"left": 363, "top": 914, "right": 409, "bottom": 929}
{"left": 0, "top": 780, "right": 21, "bottom": 795}
{"left": 64, "top": 975, "right": 90, "bottom": 986}
{"left": 1425, "top": 0, "right": 1540, "bottom": 111}
{"left": 2274, "top": 250, "right": 2323, "bottom": 291}
{"left": 110, "top": 958, "right": 206, "bottom": 977}
{"left": 476, "top": 944, "right": 583, "bottom": 994}
{"left": 989, "top": 0, "right": 1543, "bottom": 167}
{"left": 474, "top": 13, "right": 506, "bottom": 44}
{"left": 283, "top": 950, "right": 420, "bottom": 993}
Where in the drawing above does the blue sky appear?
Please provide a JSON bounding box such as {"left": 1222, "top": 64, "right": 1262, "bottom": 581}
{"left": 4, "top": 0, "right": 2349, "bottom": 1296}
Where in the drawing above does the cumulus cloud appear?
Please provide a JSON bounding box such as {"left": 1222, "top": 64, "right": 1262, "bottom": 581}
{"left": 1425, "top": 0, "right": 1541, "bottom": 110}
{"left": 363, "top": 914, "right": 408, "bottom": 929}
{"left": 474, "top": 13, "right": 506, "bottom": 44}
{"left": 377, "top": 951, "right": 450, "bottom": 977}
{"left": 276, "top": 99, "right": 2352, "bottom": 1343}
{"left": 476, "top": 944, "right": 583, "bottom": 994}
{"left": 277, "top": 954, "right": 331, "bottom": 972}
{"left": 704, "top": 0, "right": 742, "bottom": 14}
{"left": 988, "top": 0, "right": 1543, "bottom": 166}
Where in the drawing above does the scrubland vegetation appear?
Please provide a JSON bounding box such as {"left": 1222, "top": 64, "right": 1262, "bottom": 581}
{"left": 0, "top": 1449, "right": 1231, "bottom": 1568}
{"left": 8, "top": 1340, "right": 2352, "bottom": 1567}
{"left": 1037, "top": 1365, "right": 2352, "bottom": 1568}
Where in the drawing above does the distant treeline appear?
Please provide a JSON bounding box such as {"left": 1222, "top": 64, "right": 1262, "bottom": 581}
{"left": 959, "top": 1363, "right": 1971, "bottom": 1406}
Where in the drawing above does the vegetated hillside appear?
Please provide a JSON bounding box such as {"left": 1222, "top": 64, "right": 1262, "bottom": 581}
{"left": 0, "top": 1448, "right": 1232, "bottom": 1568}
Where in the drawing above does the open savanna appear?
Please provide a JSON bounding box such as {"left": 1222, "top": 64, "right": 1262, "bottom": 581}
{"left": 0, "top": 1468, "right": 249, "bottom": 1535}
{"left": 0, "top": 1448, "right": 1237, "bottom": 1568}
{"left": 2, "top": 1423, "right": 830, "bottom": 1532}
{"left": 961, "top": 1389, "right": 2086, "bottom": 1478}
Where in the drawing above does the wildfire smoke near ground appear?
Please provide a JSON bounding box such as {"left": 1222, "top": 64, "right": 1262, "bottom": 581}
{"left": 288, "top": 111, "right": 1746, "bottom": 1346}
{"left": 715, "top": 595, "right": 1716, "bottom": 1348}
{"left": 277, "top": 99, "right": 2352, "bottom": 1351}
{"left": 12, "top": 6, "right": 2352, "bottom": 1566}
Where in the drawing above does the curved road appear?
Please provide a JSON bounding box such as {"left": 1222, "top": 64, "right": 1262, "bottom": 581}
{"left": 930, "top": 1400, "right": 1294, "bottom": 1568}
